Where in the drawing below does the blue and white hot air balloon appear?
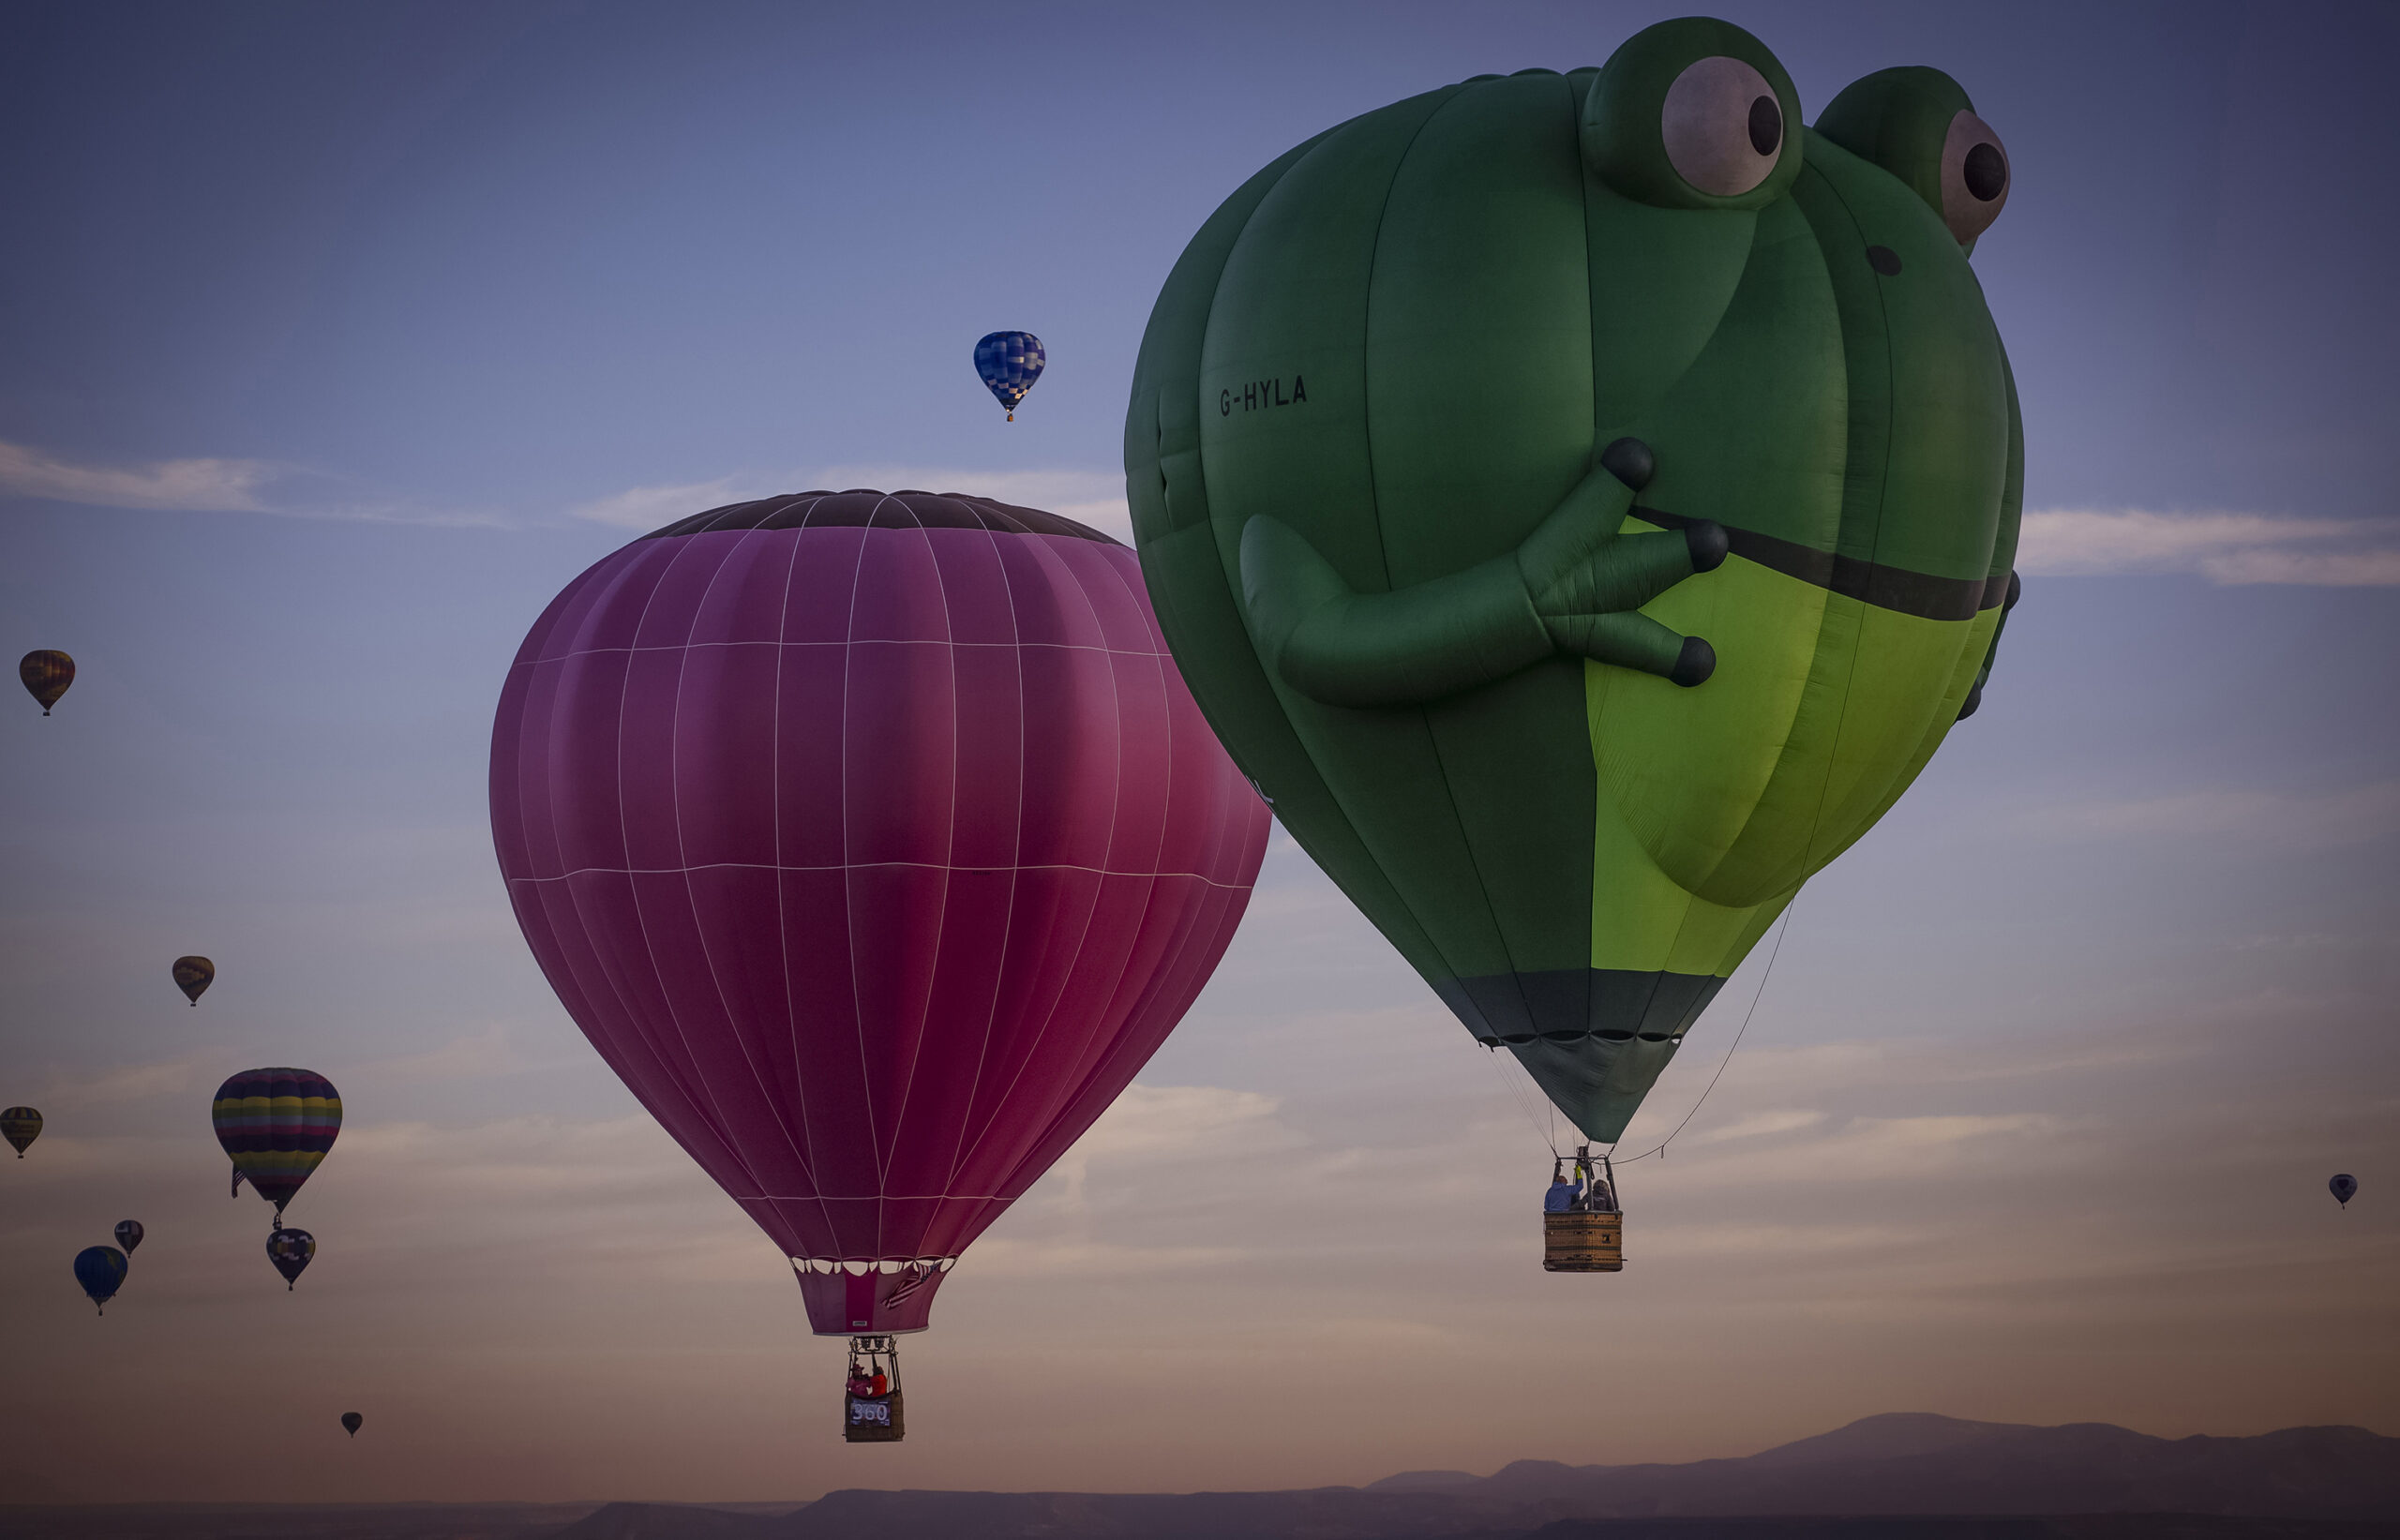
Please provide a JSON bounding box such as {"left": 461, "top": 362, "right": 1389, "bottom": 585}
{"left": 973, "top": 331, "right": 1044, "bottom": 421}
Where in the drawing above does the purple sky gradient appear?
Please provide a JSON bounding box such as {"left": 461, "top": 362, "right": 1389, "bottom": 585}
{"left": 1, "top": 0, "right": 2394, "bottom": 1503}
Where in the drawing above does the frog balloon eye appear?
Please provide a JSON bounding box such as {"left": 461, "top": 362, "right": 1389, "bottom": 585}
{"left": 1941, "top": 110, "right": 2009, "bottom": 243}
{"left": 1661, "top": 56, "right": 1783, "bottom": 197}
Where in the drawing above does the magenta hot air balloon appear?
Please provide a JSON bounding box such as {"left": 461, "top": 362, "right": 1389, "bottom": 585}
{"left": 489, "top": 490, "right": 1268, "bottom": 1417}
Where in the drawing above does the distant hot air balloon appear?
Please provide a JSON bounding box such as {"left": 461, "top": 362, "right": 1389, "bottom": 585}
{"left": 75, "top": 1246, "right": 128, "bottom": 1314}
{"left": 230, "top": 1166, "right": 245, "bottom": 1198}
{"left": 2331, "top": 1174, "right": 2359, "bottom": 1209}
{"left": 113, "top": 1220, "right": 144, "bottom": 1255}
{"left": 266, "top": 1227, "right": 316, "bottom": 1290}
{"left": 973, "top": 331, "right": 1044, "bottom": 421}
{"left": 2, "top": 1106, "right": 40, "bottom": 1158}
{"left": 490, "top": 489, "right": 1268, "bottom": 1432}
{"left": 212, "top": 1069, "right": 340, "bottom": 1220}
{"left": 172, "top": 956, "right": 215, "bottom": 1006}
{"left": 341, "top": 1413, "right": 363, "bottom": 1437}
{"left": 19, "top": 650, "right": 74, "bottom": 715}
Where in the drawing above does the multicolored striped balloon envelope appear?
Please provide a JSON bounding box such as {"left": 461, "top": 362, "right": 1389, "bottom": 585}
{"left": 212, "top": 1069, "right": 341, "bottom": 1217}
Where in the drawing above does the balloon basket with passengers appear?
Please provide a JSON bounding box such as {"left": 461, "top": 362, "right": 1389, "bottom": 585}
{"left": 1542, "top": 1148, "right": 1624, "bottom": 1273}
{"left": 841, "top": 1335, "right": 906, "bottom": 1443}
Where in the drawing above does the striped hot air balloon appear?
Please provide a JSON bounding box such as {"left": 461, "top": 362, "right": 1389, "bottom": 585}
{"left": 212, "top": 1069, "right": 340, "bottom": 1219}
{"left": 2, "top": 1106, "right": 40, "bottom": 1158}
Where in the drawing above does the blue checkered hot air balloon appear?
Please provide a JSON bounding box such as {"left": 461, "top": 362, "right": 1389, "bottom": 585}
{"left": 974, "top": 331, "right": 1044, "bottom": 421}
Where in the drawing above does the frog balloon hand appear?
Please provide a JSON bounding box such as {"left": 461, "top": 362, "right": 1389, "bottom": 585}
{"left": 1520, "top": 439, "right": 1727, "bottom": 688}
{"left": 1238, "top": 437, "right": 1726, "bottom": 710}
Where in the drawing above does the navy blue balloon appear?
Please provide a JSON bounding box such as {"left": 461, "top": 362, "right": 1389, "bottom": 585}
{"left": 267, "top": 1227, "right": 316, "bottom": 1290}
{"left": 75, "top": 1245, "right": 128, "bottom": 1315}
{"left": 974, "top": 331, "right": 1045, "bottom": 419}
{"left": 2330, "top": 1174, "right": 2358, "bottom": 1208}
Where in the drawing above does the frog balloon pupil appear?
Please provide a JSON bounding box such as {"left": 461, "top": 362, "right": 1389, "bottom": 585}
{"left": 1964, "top": 142, "right": 2006, "bottom": 201}
{"left": 1748, "top": 95, "right": 1781, "bottom": 156}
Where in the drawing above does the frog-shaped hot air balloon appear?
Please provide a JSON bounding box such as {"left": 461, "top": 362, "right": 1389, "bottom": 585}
{"left": 1127, "top": 17, "right": 2021, "bottom": 1263}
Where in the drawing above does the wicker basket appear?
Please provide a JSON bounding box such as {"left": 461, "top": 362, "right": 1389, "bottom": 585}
{"left": 843, "top": 1389, "right": 906, "bottom": 1443}
{"left": 1543, "top": 1210, "right": 1624, "bottom": 1273}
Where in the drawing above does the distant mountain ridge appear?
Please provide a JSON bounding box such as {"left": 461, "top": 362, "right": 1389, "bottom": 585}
{"left": 6, "top": 1416, "right": 2392, "bottom": 1540}
{"left": 539, "top": 1413, "right": 2398, "bottom": 1540}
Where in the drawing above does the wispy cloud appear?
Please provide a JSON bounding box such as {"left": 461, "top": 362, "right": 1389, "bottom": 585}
{"left": 2018, "top": 508, "right": 2400, "bottom": 585}
{"left": 2018, "top": 778, "right": 2400, "bottom": 849}
{"left": 568, "top": 466, "right": 1132, "bottom": 541}
{"left": 0, "top": 439, "right": 502, "bottom": 525}
{"left": 0, "top": 440, "right": 276, "bottom": 512}
{"left": 568, "top": 474, "right": 768, "bottom": 530}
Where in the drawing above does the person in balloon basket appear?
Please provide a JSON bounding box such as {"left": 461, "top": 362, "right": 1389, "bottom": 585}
{"left": 1545, "top": 1162, "right": 1582, "bottom": 1213}
{"left": 847, "top": 1365, "right": 876, "bottom": 1400}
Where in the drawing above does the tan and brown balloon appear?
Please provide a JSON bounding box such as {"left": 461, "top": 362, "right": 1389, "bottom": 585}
{"left": 173, "top": 956, "right": 215, "bottom": 1006}
{"left": 19, "top": 650, "right": 73, "bottom": 715}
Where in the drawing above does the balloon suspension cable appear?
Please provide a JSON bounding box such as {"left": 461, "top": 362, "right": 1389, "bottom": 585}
{"left": 1610, "top": 903, "right": 1795, "bottom": 1166}
{"left": 1484, "top": 1037, "right": 1559, "bottom": 1157}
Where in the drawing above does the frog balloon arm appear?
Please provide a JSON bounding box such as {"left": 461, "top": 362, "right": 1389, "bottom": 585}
{"left": 1238, "top": 440, "right": 1726, "bottom": 709}
{"left": 1956, "top": 569, "right": 2021, "bottom": 721}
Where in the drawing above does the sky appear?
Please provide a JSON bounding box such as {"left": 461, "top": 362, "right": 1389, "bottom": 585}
{"left": 2, "top": 0, "right": 2396, "bottom": 1507}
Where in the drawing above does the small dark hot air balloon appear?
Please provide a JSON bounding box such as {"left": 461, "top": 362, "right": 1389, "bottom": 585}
{"left": 973, "top": 331, "right": 1044, "bottom": 420}
{"left": 212, "top": 1069, "right": 341, "bottom": 1220}
{"left": 20, "top": 650, "right": 74, "bottom": 715}
{"left": 75, "top": 1246, "right": 128, "bottom": 1314}
{"left": 2331, "top": 1174, "right": 2358, "bottom": 1209}
{"left": 172, "top": 956, "right": 215, "bottom": 1006}
{"left": 113, "top": 1220, "right": 144, "bottom": 1255}
{"left": 2, "top": 1106, "right": 40, "bottom": 1158}
{"left": 230, "top": 1166, "right": 245, "bottom": 1198}
{"left": 341, "top": 1413, "right": 363, "bottom": 1437}
{"left": 266, "top": 1227, "right": 316, "bottom": 1290}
